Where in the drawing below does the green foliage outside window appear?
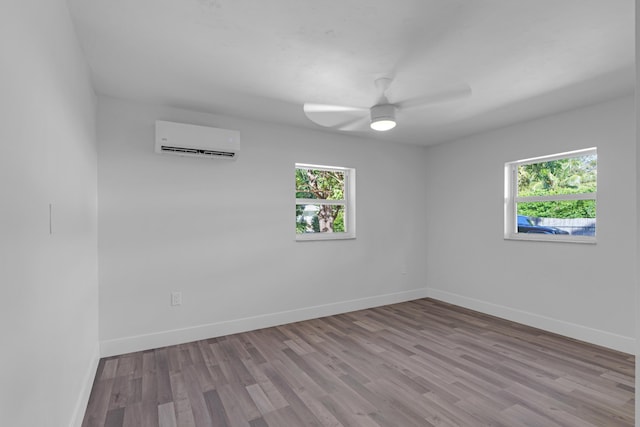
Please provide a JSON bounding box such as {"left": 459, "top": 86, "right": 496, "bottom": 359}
{"left": 296, "top": 169, "right": 345, "bottom": 200}
{"left": 517, "top": 200, "right": 596, "bottom": 219}
{"left": 296, "top": 168, "right": 345, "bottom": 233}
{"left": 517, "top": 155, "right": 596, "bottom": 219}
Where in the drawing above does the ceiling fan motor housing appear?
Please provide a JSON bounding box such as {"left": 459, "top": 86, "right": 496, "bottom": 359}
{"left": 370, "top": 104, "right": 396, "bottom": 122}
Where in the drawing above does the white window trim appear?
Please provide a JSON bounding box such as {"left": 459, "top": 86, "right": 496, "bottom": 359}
{"left": 504, "top": 147, "right": 597, "bottom": 244}
{"left": 295, "top": 163, "right": 356, "bottom": 241}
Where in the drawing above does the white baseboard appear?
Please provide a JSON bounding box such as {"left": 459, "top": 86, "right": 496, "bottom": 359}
{"left": 427, "top": 288, "right": 635, "bottom": 354}
{"left": 100, "top": 288, "right": 430, "bottom": 357}
{"left": 69, "top": 343, "right": 100, "bottom": 427}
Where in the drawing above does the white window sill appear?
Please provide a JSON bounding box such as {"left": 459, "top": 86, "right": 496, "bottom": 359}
{"left": 504, "top": 233, "right": 596, "bottom": 244}
{"left": 296, "top": 233, "right": 356, "bottom": 242}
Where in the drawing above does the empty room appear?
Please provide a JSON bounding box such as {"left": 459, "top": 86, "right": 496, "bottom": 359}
{"left": 2, "top": 0, "right": 638, "bottom": 426}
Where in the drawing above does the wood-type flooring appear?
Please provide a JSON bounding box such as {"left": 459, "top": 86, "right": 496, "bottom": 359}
{"left": 82, "top": 298, "right": 634, "bottom": 426}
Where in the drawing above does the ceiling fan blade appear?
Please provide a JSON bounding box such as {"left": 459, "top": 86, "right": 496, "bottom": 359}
{"left": 303, "top": 103, "right": 367, "bottom": 113}
{"left": 336, "top": 115, "right": 370, "bottom": 131}
{"left": 303, "top": 103, "right": 368, "bottom": 128}
{"left": 396, "top": 83, "right": 472, "bottom": 110}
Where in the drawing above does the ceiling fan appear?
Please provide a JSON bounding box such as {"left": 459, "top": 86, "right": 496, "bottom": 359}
{"left": 303, "top": 77, "right": 472, "bottom": 132}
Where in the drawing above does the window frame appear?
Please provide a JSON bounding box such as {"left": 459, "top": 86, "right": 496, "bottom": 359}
{"left": 504, "top": 147, "right": 597, "bottom": 244}
{"left": 295, "top": 163, "right": 356, "bottom": 241}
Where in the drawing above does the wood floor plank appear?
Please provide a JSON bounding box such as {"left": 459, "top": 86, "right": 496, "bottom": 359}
{"left": 182, "top": 365, "right": 213, "bottom": 427}
{"left": 218, "top": 381, "right": 261, "bottom": 424}
{"left": 141, "top": 351, "right": 158, "bottom": 404}
{"left": 246, "top": 383, "right": 276, "bottom": 415}
{"left": 155, "top": 348, "right": 174, "bottom": 404}
{"left": 294, "top": 389, "right": 344, "bottom": 427}
{"left": 82, "top": 378, "right": 114, "bottom": 427}
{"left": 103, "top": 407, "right": 125, "bottom": 427}
{"left": 317, "top": 394, "right": 381, "bottom": 427}
{"left": 248, "top": 417, "right": 269, "bottom": 427}
{"left": 121, "top": 402, "right": 142, "bottom": 427}
{"left": 168, "top": 371, "right": 189, "bottom": 402}
{"left": 115, "top": 355, "right": 136, "bottom": 378}
{"left": 240, "top": 359, "right": 289, "bottom": 410}
{"left": 82, "top": 298, "right": 635, "bottom": 427}
{"left": 158, "top": 401, "right": 178, "bottom": 427}
{"left": 203, "top": 389, "right": 231, "bottom": 427}
{"left": 141, "top": 401, "right": 160, "bottom": 427}
{"left": 338, "top": 374, "right": 430, "bottom": 427}
{"left": 262, "top": 364, "right": 323, "bottom": 426}
{"left": 101, "top": 359, "right": 119, "bottom": 380}
{"left": 107, "top": 375, "right": 131, "bottom": 410}
{"left": 173, "top": 399, "right": 196, "bottom": 427}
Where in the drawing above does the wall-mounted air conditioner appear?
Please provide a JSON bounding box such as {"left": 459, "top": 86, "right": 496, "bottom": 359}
{"left": 155, "top": 120, "right": 240, "bottom": 159}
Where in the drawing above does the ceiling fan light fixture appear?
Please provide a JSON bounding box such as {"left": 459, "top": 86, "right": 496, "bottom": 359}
{"left": 370, "top": 104, "right": 396, "bottom": 131}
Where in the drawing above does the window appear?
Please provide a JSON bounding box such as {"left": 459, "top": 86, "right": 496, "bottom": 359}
{"left": 504, "top": 148, "right": 597, "bottom": 243}
{"left": 295, "top": 163, "right": 355, "bottom": 241}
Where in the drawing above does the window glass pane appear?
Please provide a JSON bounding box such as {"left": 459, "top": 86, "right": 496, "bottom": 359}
{"left": 517, "top": 154, "right": 597, "bottom": 197}
{"left": 295, "top": 168, "right": 345, "bottom": 200}
{"left": 516, "top": 201, "right": 596, "bottom": 236}
{"left": 296, "top": 204, "right": 346, "bottom": 234}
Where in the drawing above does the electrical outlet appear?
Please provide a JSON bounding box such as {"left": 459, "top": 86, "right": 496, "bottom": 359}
{"left": 171, "top": 291, "right": 182, "bottom": 306}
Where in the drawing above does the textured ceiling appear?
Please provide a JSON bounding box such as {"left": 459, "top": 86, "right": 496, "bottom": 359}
{"left": 68, "top": 0, "right": 635, "bottom": 145}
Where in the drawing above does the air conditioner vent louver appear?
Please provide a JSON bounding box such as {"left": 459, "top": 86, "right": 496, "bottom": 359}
{"left": 160, "top": 145, "right": 236, "bottom": 158}
{"left": 155, "top": 120, "right": 240, "bottom": 160}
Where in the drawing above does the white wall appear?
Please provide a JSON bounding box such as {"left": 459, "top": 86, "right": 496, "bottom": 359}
{"left": 97, "top": 96, "right": 429, "bottom": 355}
{"left": 425, "top": 96, "right": 636, "bottom": 353}
{"left": 635, "top": 2, "right": 639, "bottom": 425}
{"left": 0, "top": 1, "right": 99, "bottom": 426}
